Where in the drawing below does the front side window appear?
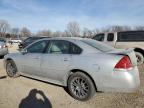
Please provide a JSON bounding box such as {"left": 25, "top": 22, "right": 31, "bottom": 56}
{"left": 93, "top": 34, "right": 105, "bottom": 41}
{"left": 107, "top": 33, "right": 114, "bottom": 41}
{"left": 27, "top": 40, "right": 48, "bottom": 53}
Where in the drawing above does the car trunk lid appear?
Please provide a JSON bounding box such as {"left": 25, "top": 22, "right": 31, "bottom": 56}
{"left": 107, "top": 48, "right": 137, "bottom": 67}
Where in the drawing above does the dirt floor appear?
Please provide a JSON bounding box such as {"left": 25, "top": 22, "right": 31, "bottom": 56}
{"left": 0, "top": 44, "right": 144, "bottom": 108}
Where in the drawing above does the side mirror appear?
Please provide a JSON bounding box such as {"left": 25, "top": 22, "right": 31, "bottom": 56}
{"left": 21, "top": 49, "right": 28, "bottom": 55}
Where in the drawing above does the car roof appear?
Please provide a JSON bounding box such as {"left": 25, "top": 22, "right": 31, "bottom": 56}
{"left": 29, "top": 36, "right": 51, "bottom": 38}
{"left": 36, "top": 37, "right": 96, "bottom": 44}
{"left": 41, "top": 37, "right": 86, "bottom": 41}
{"left": 95, "top": 30, "right": 144, "bottom": 34}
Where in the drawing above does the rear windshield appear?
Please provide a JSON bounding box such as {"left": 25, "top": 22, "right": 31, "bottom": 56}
{"left": 118, "top": 31, "right": 144, "bottom": 42}
{"left": 82, "top": 39, "right": 115, "bottom": 52}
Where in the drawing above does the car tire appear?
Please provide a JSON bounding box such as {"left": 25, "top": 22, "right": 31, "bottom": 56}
{"left": 135, "top": 52, "right": 144, "bottom": 65}
{"left": 68, "top": 72, "right": 96, "bottom": 101}
{"left": 6, "top": 60, "right": 20, "bottom": 77}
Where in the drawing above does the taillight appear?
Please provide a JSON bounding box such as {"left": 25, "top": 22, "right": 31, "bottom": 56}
{"left": 114, "top": 56, "right": 132, "bottom": 69}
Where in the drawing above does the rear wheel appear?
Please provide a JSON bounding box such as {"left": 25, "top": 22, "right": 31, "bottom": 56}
{"left": 135, "top": 52, "right": 144, "bottom": 65}
{"left": 68, "top": 72, "right": 96, "bottom": 101}
{"left": 6, "top": 60, "right": 19, "bottom": 77}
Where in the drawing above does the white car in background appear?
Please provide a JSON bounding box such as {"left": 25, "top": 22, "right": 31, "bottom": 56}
{"left": 4, "top": 37, "right": 140, "bottom": 101}
{"left": 9, "top": 39, "right": 22, "bottom": 43}
{"left": 93, "top": 31, "right": 144, "bottom": 65}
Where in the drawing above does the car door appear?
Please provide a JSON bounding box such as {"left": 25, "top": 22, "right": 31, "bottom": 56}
{"left": 20, "top": 40, "right": 48, "bottom": 76}
{"left": 105, "top": 33, "right": 115, "bottom": 47}
{"left": 41, "top": 40, "right": 71, "bottom": 82}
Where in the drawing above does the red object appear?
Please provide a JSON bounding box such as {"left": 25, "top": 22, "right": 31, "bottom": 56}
{"left": 115, "top": 56, "right": 132, "bottom": 69}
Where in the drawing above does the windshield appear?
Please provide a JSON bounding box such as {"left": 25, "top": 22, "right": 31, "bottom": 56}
{"left": 24, "top": 37, "right": 39, "bottom": 43}
{"left": 81, "top": 39, "right": 115, "bottom": 52}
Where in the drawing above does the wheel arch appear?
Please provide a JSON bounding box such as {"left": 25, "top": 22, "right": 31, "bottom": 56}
{"left": 67, "top": 69, "right": 98, "bottom": 92}
{"left": 134, "top": 48, "right": 144, "bottom": 57}
{"left": 5, "top": 58, "right": 15, "bottom": 64}
{"left": 5, "top": 58, "right": 17, "bottom": 69}
{"left": 6, "top": 58, "right": 13, "bottom": 61}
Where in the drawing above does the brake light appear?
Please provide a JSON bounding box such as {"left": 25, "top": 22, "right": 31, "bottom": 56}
{"left": 114, "top": 56, "right": 132, "bottom": 69}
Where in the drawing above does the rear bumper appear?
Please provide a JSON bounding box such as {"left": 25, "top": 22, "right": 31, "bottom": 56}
{"left": 0, "top": 48, "right": 8, "bottom": 56}
{"left": 97, "top": 66, "right": 140, "bottom": 93}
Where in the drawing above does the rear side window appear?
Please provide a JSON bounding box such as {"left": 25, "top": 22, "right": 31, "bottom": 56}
{"left": 46, "top": 40, "right": 82, "bottom": 54}
{"left": 93, "top": 34, "right": 104, "bottom": 41}
{"left": 117, "top": 31, "right": 144, "bottom": 42}
{"left": 47, "top": 40, "right": 70, "bottom": 54}
{"left": 107, "top": 33, "right": 114, "bottom": 41}
{"left": 70, "top": 43, "right": 82, "bottom": 54}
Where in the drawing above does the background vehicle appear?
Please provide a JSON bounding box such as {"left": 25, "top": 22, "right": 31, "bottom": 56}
{"left": 0, "top": 38, "right": 8, "bottom": 57}
{"left": 93, "top": 31, "right": 144, "bottom": 65}
{"left": 18, "top": 36, "right": 50, "bottom": 49}
{"left": 0, "top": 38, "right": 6, "bottom": 43}
{"left": 9, "top": 38, "right": 22, "bottom": 43}
{"left": 4, "top": 37, "right": 140, "bottom": 101}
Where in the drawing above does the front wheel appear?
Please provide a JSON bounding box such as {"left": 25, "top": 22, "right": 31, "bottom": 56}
{"left": 135, "top": 52, "right": 144, "bottom": 65}
{"left": 68, "top": 72, "right": 96, "bottom": 101}
{"left": 6, "top": 60, "right": 19, "bottom": 77}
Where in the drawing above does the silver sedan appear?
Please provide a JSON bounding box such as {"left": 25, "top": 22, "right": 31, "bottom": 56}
{"left": 4, "top": 37, "right": 140, "bottom": 101}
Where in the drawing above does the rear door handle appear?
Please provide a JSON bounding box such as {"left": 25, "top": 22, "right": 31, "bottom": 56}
{"left": 63, "top": 58, "right": 69, "bottom": 61}
{"left": 33, "top": 57, "right": 40, "bottom": 59}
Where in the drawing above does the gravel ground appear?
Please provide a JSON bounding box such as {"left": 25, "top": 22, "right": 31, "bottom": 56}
{"left": 0, "top": 44, "right": 144, "bottom": 108}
